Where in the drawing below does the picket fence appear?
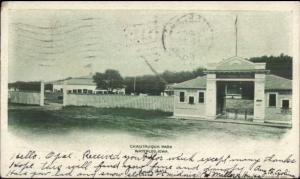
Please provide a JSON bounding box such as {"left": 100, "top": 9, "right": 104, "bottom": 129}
{"left": 65, "top": 94, "right": 174, "bottom": 112}
{"left": 9, "top": 91, "right": 41, "bottom": 105}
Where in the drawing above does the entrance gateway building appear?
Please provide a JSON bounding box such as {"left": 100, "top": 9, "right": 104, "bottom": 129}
{"left": 172, "top": 56, "right": 292, "bottom": 123}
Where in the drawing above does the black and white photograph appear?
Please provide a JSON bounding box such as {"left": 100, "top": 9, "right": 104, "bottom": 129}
{"left": 1, "top": 1, "right": 299, "bottom": 178}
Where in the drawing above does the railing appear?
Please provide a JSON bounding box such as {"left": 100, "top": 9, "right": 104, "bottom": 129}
{"left": 220, "top": 108, "right": 254, "bottom": 121}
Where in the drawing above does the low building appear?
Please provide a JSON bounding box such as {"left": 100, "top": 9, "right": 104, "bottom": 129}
{"left": 52, "top": 74, "right": 126, "bottom": 95}
{"left": 162, "top": 83, "right": 175, "bottom": 96}
{"left": 172, "top": 56, "right": 292, "bottom": 123}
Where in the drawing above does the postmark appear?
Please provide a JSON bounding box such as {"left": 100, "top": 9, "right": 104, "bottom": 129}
{"left": 162, "top": 13, "right": 214, "bottom": 62}
{"left": 2, "top": 2, "right": 299, "bottom": 179}
{"left": 123, "top": 16, "right": 162, "bottom": 62}
{"left": 123, "top": 13, "right": 214, "bottom": 67}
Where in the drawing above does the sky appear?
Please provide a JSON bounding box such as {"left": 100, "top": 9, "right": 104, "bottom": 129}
{"left": 8, "top": 10, "right": 292, "bottom": 82}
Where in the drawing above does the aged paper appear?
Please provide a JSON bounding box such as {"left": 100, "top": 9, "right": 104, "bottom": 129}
{"left": 1, "top": 1, "right": 299, "bottom": 178}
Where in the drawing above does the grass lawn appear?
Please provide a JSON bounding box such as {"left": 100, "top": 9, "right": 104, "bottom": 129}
{"left": 8, "top": 105, "right": 289, "bottom": 139}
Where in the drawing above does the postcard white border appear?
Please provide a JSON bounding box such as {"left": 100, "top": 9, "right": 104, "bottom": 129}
{"left": 1, "top": 1, "right": 299, "bottom": 177}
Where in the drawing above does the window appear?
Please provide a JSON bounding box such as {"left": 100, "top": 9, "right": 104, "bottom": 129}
{"left": 179, "top": 92, "right": 185, "bottom": 102}
{"left": 78, "top": 89, "right": 82, "bottom": 93}
{"left": 189, "top": 96, "right": 194, "bottom": 104}
{"left": 199, "top": 92, "right": 204, "bottom": 103}
{"left": 73, "top": 89, "right": 77, "bottom": 93}
{"left": 269, "top": 94, "right": 276, "bottom": 107}
{"left": 83, "top": 89, "right": 88, "bottom": 94}
{"left": 282, "top": 100, "right": 289, "bottom": 109}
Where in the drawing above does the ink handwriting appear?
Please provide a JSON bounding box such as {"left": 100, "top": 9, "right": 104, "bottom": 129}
{"left": 6, "top": 150, "right": 297, "bottom": 178}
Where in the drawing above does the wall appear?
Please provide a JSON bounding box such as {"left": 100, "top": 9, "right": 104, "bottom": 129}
{"left": 65, "top": 94, "right": 174, "bottom": 112}
{"left": 265, "top": 91, "right": 292, "bottom": 122}
{"left": 206, "top": 74, "right": 216, "bottom": 119}
{"left": 173, "top": 89, "right": 206, "bottom": 118}
{"left": 9, "top": 91, "right": 41, "bottom": 105}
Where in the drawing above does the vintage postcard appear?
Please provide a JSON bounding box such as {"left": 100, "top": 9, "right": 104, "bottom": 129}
{"left": 1, "top": 1, "right": 299, "bottom": 178}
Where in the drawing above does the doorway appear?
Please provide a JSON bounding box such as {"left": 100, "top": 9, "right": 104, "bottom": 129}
{"left": 216, "top": 81, "right": 254, "bottom": 120}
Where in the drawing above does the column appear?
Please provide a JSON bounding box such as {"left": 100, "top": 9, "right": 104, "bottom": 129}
{"left": 63, "top": 81, "right": 67, "bottom": 106}
{"left": 253, "top": 73, "right": 265, "bottom": 122}
{"left": 206, "top": 74, "right": 217, "bottom": 119}
{"left": 40, "top": 81, "right": 44, "bottom": 106}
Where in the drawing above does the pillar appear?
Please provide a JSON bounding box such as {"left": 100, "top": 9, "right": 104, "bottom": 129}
{"left": 40, "top": 81, "right": 44, "bottom": 106}
{"left": 206, "top": 74, "right": 217, "bottom": 119}
{"left": 253, "top": 73, "right": 265, "bottom": 122}
{"left": 63, "top": 81, "right": 67, "bottom": 106}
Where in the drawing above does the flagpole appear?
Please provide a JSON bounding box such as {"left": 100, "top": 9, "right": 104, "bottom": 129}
{"left": 235, "top": 15, "right": 238, "bottom": 56}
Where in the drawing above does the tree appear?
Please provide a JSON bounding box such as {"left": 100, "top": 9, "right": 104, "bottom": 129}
{"left": 124, "top": 67, "right": 207, "bottom": 95}
{"left": 103, "top": 69, "right": 124, "bottom": 89}
{"left": 93, "top": 72, "right": 107, "bottom": 89}
{"left": 8, "top": 81, "right": 41, "bottom": 91}
{"left": 248, "top": 54, "right": 292, "bottom": 79}
{"left": 192, "top": 67, "right": 206, "bottom": 77}
{"left": 93, "top": 69, "right": 124, "bottom": 91}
